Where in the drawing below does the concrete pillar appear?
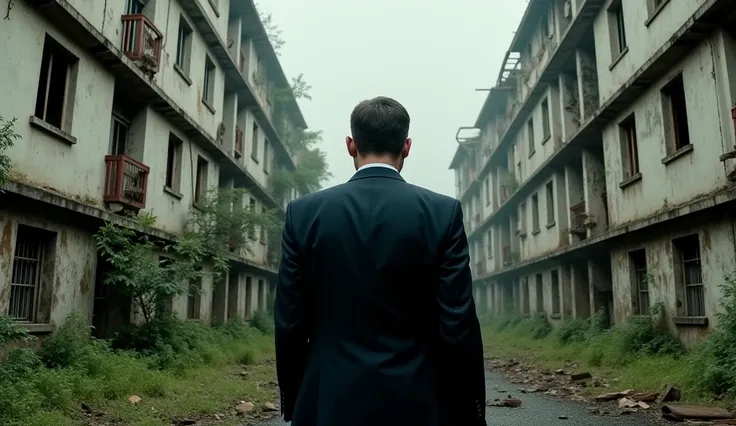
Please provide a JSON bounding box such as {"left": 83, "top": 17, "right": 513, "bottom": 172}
{"left": 486, "top": 284, "right": 493, "bottom": 315}
{"left": 582, "top": 150, "right": 607, "bottom": 237}
{"left": 571, "top": 263, "right": 590, "bottom": 319}
{"left": 554, "top": 173, "right": 569, "bottom": 247}
{"left": 558, "top": 72, "right": 580, "bottom": 141}
{"left": 227, "top": 18, "right": 243, "bottom": 62}
{"left": 227, "top": 271, "right": 242, "bottom": 320}
{"left": 575, "top": 48, "right": 599, "bottom": 122}
{"left": 560, "top": 265, "right": 573, "bottom": 318}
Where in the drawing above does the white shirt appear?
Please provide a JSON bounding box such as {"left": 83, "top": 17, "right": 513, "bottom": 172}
{"left": 356, "top": 163, "right": 399, "bottom": 173}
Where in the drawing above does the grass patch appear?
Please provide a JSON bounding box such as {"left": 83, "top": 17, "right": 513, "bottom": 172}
{"left": 0, "top": 313, "right": 277, "bottom": 426}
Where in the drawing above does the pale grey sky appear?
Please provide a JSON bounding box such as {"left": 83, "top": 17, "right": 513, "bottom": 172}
{"left": 259, "top": 0, "right": 528, "bottom": 197}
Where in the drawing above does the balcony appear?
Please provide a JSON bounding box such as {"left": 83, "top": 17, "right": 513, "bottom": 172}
{"left": 569, "top": 201, "right": 587, "bottom": 237}
{"left": 121, "top": 14, "right": 163, "bottom": 73}
{"left": 235, "top": 126, "right": 244, "bottom": 158}
{"left": 104, "top": 155, "right": 150, "bottom": 210}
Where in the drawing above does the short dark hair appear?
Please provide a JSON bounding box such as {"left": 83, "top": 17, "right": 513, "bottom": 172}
{"left": 350, "top": 97, "right": 410, "bottom": 156}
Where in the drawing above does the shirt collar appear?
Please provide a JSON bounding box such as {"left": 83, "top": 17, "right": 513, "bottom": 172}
{"left": 356, "top": 163, "right": 399, "bottom": 174}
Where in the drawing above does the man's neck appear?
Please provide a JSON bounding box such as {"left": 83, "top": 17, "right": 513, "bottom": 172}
{"left": 355, "top": 155, "right": 401, "bottom": 172}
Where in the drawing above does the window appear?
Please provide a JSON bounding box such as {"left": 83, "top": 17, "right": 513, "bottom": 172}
{"left": 484, "top": 178, "right": 490, "bottom": 206}
{"left": 535, "top": 273, "right": 544, "bottom": 312}
{"left": 175, "top": 16, "right": 193, "bottom": 76}
{"left": 125, "top": 0, "right": 145, "bottom": 14}
{"left": 522, "top": 277, "right": 530, "bottom": 315}
{"left": 609, "top": 2, "right": 627, "bottom": 56}
{"left": 647, "top": 0, "right": 667, "bottom": 15}
{"left": 257, "top": 279, "right": 265, "bottom": 311}
{"left": 263, "top": 139, "right": 270, "bottom": 173}
{"left": 531, "top": 193, "right": 540, "bottom": 232}
{"left": 545, "top": 181, "right": 555, "bottom": 226}
{"left": 519, "top": 202, "right": 527, "bottom": 234}
{"left": 619, "top": 114, "right": 639, "bottom": 178}
{"left": 109, "top": 114, "right": 129, "bottom": 155}
{"left": 187, "top": 278, "right": 202, "bottom": 320}
{"left": 34, "top": 35, "right": 78, "bottom": 132}
{"left": 541, "top": 98, "right": 551, "bottom": 141}
{"left": 629, "top": 249, "right": 649, "bottom": 315}
{"left": 487, "top": 230, "right": 493, "bottom": 259}
{"left": 541, "top": 11, "right": 550, "bottom": 39}
{"left": 527, "top": 118, "right": 535, "bottom": 156}
{"left": 165, "top": 134, "right": 183, "bottom": 192}
{"left": 259, "top": 207, "right": 267, "bottom": 244}
{"left": 662, "top": 74, "right": 691, "bottom": 153}
{"left": 9, "top": 225, "right": 56, "bottom": 322}
{"left": 202, "top": 56, "right": 216, "bottom": 108}
{"left": 248, "top": 198, "right": 256, "bottom": 239}
{"left": 194, "top": 156, "right": 209, "bottom": 203}
{"left": 251, "top": 122, "right": 260, "bottom": 162}
{"left": 674, "top": 235, "right": 704, "bottom": 317}
{"left": 551, "top": 270, "right": 560, "bottom": 315}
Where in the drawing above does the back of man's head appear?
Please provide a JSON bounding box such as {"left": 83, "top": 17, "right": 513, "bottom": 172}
{"left": 350, "top": 97, "right": 411, "bottom": 157}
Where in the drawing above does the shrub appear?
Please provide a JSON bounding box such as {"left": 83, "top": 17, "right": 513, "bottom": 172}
{"left": 39, "top": 312, "right": 91, "bottom": 369}
{"left": 515, "top": 315, "right": 553, "bottom": 339}
{"left": 251, "top": 310, "right": 275, "bottom": 335}
{"left": 557, "top": 317, "right": 591, "bottom": 345}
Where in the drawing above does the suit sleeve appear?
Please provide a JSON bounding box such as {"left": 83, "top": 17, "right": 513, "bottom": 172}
{"left": 436, "top": 200, "right": 486, "bottom": 425}
{"left": 274, "top": 202, "right": 310, "bottom": 422}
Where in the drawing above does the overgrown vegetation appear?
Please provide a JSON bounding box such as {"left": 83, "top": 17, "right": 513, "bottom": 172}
{"left": 0, "top": 114, "right": 20, "bottom": 186}
{"left": 0, "top": 312, "right": 275, "bottom": 425}
{"left": 484, "top": 272, "right": 736, "bottom": 406}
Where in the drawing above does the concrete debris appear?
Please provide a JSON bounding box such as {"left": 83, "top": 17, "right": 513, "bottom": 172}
{"left": 127, "top": 395, "right": 142, "bottom": 405}
{"left": 632, "top": 392, "right": 658, "bottom": 402}
{"left": 661, "top": 405, "right": 732, "bottom": 422}
{"left": 658, "top": 384, "right": 683, "bottom": 403}
{"left": 618, "top": 397, "right": 650, "bottom": 410}
{"left": 264, "top": 402, "right": 278, "bottom": 411}
{"left": 235, "top": 401, "right": 255, "bottom": 415}
{"left": 487, "top": 397, "right": 522, "bottom": 408}
{"left": 570, "top": 372, "right": 592, "bottom": 382}
{"left": 558, "top": 415, "right": 568, "bottom": 419}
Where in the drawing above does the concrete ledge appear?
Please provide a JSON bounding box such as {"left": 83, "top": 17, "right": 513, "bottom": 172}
{"left": 475, "top": 185, "right": 736, "bottom": 281}
{"left": 1, "top": 180, "right": 278, "bottom": 276}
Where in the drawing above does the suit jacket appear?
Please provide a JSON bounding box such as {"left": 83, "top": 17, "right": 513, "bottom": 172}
{"left": 274, "top": 166, "right": 486, "bottom": 426}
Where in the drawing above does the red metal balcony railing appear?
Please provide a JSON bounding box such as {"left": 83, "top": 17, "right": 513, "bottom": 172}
{"left": 235, "top": 126, "right": 244, "bottom": 158}
{"left": 121, "top": 14, "right": 163, "bottom": 72}
{"left": 104, "top": 155, "right": 150, "bottom": 210}
{"left": 569, "top": 201, "right": 586, "bottom": 232}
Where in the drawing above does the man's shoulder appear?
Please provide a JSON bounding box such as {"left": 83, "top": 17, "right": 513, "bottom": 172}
{"left": 404, "top": 182, "right": 459, "bottom": 207}
{"left": 287, "top": 183, "right": 350, "bottom": 210}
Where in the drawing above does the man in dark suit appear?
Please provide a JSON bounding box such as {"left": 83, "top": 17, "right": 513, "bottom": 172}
{"left": 274, "top": 96, "right": 486, "bottom": 426}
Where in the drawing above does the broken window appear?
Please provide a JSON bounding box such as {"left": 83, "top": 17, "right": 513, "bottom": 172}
{"left": 541, "top": 98, "right": 551, "bottom": 141}
{"left": 251, "top": 122, "right": 260, "bottom": 162}
{"left": 608, "top": 1, "right": 627, "bottom": 57}
{"left": 519, "top": 202, "right": 527, "bottom": 234}
{"left": 662, "top": 74, "right": 691, "bottom": 153}
{"left": 531, "top": 193, "right": 540, "bottom": 232}
{"left": 202, "top": 55, "right": 216, "bottom": 107}
{"left": 125, "top": 0, "right": 145, "bottom": 14}
{"left": 9, "top": 226, "right": 56, "bottom": 322}
{"left": 629, "top": 249, "right": 649, "bottom": 315}
{"left": 194, "top": 156, "right": 209, "bottom": 204}
{"left": 647, "top": 0, "right": 667, "bottom": 16}
{"left": 673, "top": 235, "right": 705, "bottom": 317}
{"left": 545, "top": 180, "right": 555, "bottom": 226}
{"left": 110, "top": 114, "right": 129, "bottom": 155}
{"left": 535, "top": 273, "right": 544, "bottom": 312}
{"left": 551, "top": 269, "right": 561, "bottom": 315}
{"left": 187, "top": 278, "right": 202, "bottom": 320}
{"left": 527, "top": 118, "right": 535, "bottom": 157}
{"left": 619, "top": 114, "right": 639, "bottom": 178}
{"left": 257, "top": 279, "right": 265, "bottom": 311}
{"left": 175, "top": 16, "right": 193, "bottom": 76}
{"left": 165, "top": 134, "right": 183, "bottom": 192}
{"left": 35, "top": 35, "right": 78, "bottom": 131}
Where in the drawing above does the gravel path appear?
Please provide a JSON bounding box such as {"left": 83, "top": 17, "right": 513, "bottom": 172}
{"left": 254, "top": 369, "right": 665, "bottom": 426}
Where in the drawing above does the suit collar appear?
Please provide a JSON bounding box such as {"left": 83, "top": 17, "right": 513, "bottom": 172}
{"left": 349, "top": 165, "right": 405, "bottom": 182}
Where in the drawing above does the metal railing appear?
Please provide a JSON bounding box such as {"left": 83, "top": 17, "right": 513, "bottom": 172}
{"left": 104, "top": 155, "right": 150, "bottom": 210}
{"left": 121, "top": 14, "right": 163, "bottom": 72}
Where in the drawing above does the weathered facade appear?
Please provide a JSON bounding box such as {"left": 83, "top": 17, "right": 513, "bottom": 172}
{"left": 451, "top": 0, "right": 736, "bottom": 344}
{"left": 0, "top": 0, "right": 305, "bottom": 334}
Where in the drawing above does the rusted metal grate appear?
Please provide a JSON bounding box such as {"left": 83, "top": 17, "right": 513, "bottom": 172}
{"left": 9, "top": 228, "right": 44, "bottom": 322}
{"left": 104, "top": 155, "right": 150, "bottom": 210}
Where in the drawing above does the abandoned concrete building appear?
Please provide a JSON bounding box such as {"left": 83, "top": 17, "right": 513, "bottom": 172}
{"left": 0, "top": 0, "right": 306, "bottom": 335}
{"left": 451, "top": 0, "right": 736, "bottom": 343}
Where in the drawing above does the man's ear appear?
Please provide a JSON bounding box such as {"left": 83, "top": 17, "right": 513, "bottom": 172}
{"left": 401, "top": 138, "right": 412, "bottom": 159}
{"left": 346, "top": 136, "right": 358, "bottom": 158}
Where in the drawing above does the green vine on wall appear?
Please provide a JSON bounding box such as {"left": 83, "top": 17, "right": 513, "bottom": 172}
{"left": 0, "top": 115, "right": 20, "bottom": 187}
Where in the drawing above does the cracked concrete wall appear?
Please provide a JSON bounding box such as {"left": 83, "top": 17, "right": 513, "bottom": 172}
{"left": 0, "top": 2, "right": 115, "bottom": 206}
{"left": 517, "top": 174, "right": 568, "bottom": 262}
{"left": 576, "top": 48, "right": 600, "bottom": 122}
{"left": 593, "top": 0, "right": 709, "bottom": 102}
{"left": 0, "top": 208, "right": 97, "bottom": 326}
{"left": 610, "top": 218, "right": 736, "bottom": 344}
{"left": 559, "top": 71, "right": 581, "bottom": 141}
{"left": 602, "top": 35, "right": 731, "bottom": 227}
{"left": 582, "top": 149, "right": 607, "bottom": 237}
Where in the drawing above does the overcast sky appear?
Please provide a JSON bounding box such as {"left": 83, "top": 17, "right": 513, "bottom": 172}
{"left": 258, "top": 0, "right": 528, "bottom": 197}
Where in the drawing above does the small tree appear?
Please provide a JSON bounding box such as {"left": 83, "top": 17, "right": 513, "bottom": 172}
{"left": 95, "top": 219, "right": 204, "bottom": 324}
{"left": 0, "top": 115, "right": 20, "bottom": 186}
